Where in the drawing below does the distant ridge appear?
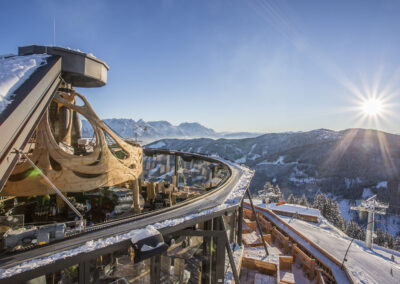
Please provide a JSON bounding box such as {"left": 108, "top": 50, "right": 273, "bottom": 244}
{"left": 81, "top": 118, "right": 263, "bottom": 141}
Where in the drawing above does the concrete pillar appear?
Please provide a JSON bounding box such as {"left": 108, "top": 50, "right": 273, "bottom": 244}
{"left": 172, "top": 175, "right": 177, "bottom": 189}
{"left": 166, "top": 155, "right": 170, "bottom": 173}
{"left": 147, "top": 182, "right": 155, "bottom": 201}
{"left": 130, "top": 179, "right": 141, "bottom": 214}
{"left": 174, "top": 258, "right": 185, "bottom": 283}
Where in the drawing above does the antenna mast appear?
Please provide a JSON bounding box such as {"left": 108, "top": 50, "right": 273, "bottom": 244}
{"left": 53, "top": 17, "right": 56, "bottom": 46}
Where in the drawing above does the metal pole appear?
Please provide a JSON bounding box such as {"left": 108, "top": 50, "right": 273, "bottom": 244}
{"left": 246, "top": 188, "right": 269, "bottom": 256}
{"left": 15, "top": 149, "right": 85, "bottom": 228}
{"left": 366, "top": 211, "right": 373, "bottom": 249}
{"left": 174, "top": 155, "right": 179, "bottom": 187}
{"left": 220, "top": 216, "right": 240, "bottom": 284}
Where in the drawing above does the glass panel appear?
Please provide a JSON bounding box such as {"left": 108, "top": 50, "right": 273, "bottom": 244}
{"left": 88, "top": 248, "right": 150, "bottom": 283}
{"left": 25, "top": 264, "right": 79, "bottom": 284}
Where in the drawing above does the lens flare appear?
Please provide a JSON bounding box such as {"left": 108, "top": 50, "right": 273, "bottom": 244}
{"left": 362, "top": 98, "right": 383, "bottom": 116}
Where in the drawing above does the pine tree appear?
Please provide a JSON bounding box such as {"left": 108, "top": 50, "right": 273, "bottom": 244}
{"left": 346, "top": 220, "right": 360, "bottom": 239}
{"left": 259, "top": 181, "right": 281, "bottom": 203}
{"left": 287, "top": 194, "right": 296, "bottom": 204}
{"left": 273, "top": 185, "right": 283, "bottom": 201}
{"left": 325, "top": 197, "right": 334, "bottom": 223}
{"left": 394, "top": 236, "right": 400, "bottom": 251}
{"left": 385, "top": 232, "right": 394, "bottom": 249}
{"left": 299, "top": 194, "right": 309, "bottom": 207}
{"left": 263, "top": 181, "right": 273, "bottom": 191}
{"left": 375, "top": 229, "right": 385, "bottom": 246}
{"left": 324, "top": 198, "right": 345, "bottom": 230}
{"left": 313, "top": 194, "right": 327, "bottom": 216}
{"left": 358, "top": 227, "right": 366, "bottom": 241}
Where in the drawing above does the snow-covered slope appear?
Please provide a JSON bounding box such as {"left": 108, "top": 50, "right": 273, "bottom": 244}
{"left": 0, "top": 54, "right": 49, "bottom": 113}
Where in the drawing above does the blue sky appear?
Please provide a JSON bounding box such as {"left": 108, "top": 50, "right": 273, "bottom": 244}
{"left": 1, "top": 0, "right": 400, "bottom": 133}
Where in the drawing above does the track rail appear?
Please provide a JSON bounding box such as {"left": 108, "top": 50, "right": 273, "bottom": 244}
{"left": 0, "top": 149, "right": 246, "bottom": 270}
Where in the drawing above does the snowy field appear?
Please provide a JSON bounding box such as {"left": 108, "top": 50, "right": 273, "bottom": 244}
{"left": 278, "top": 215, "right": 400, "bottom": 284}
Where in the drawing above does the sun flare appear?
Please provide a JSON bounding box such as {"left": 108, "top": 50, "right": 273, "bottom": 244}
{"left": 362, "top": 98, "right": 383, "bottom": 116}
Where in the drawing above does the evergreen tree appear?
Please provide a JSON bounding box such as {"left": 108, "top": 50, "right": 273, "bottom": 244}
{"left": 385, "top": 232, "right": 394, "bottom": 249}
{"left": 394, "top": 236, "right": 400, "bottom": 251}
{"left": 358, "top": 228, "right": 366, "bottom": 241}
{"left": 299, "top": 194, "right": 309, "bottom": 207}
{"left": 287, "top": 194, "right": 296, "bottom": 204}
{"left": 259, "top": 181, "right": 281, "bottom": 203}
{"left": 325, "top": 197, "right": 334, "bottom": 223}
{"left": 346, "top": 220, "right": 360, "bottom": 239}
{"left": 375, "top": 229, "right": 385, "bottom": 246}
{"left": 313, "top": 194, "right": 327, "bottom": 216}
{"left": 324, "top": 198, "right": 345, "bottom": 230}
{"left": 263, "top": 181, "right": 273, "bottom": 191}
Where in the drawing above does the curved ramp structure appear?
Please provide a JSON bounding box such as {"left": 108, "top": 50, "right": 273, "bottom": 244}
{"left": 0, "top": 46, "right": 142, "bottom": 196}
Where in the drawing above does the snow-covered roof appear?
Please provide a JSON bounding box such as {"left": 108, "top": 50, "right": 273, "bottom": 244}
{"left": 252, "top": 200, "right": 321, "bottom": 218}
{"left": 0, "top": 54, "right": 49, "bottom": 114}
{"left": 278, "top": 215, "right": 400, "bottom": 284}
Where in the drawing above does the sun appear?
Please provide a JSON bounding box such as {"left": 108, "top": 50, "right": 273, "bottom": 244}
{"left": 362, "top": 98, "right": 383, "bottom": 116}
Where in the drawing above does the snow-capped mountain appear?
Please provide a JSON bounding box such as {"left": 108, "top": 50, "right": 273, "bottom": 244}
{"left": 81, "top": 118, "right": 262, "bottom": 141}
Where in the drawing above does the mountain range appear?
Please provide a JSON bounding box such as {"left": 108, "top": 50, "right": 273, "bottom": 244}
{"left": 146, "top": 128, "right": 400, "bottom": 235}
{"left": 81, "top": 118, "right": 262, "bottom": 143}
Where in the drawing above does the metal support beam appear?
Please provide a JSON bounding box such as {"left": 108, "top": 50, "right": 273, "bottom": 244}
{"left": 150, "top": 255, "right": 161, "bottom": 284}
{"left": 215, "top": 220, "right": 226, "bottom": 283}
{"left": 246, "top": 188, "right": 269, "bottom": 256}
{"left": 366, "top": 211, "right": 374, "bottom": 249}
{"left": 229, "top": 210, "right": 236, "bottom": 243}
{"left": 78, "top": 261, "right": 90, "bottom": 284}
{"left": 174, "top": 155, "right": 179, "bottom": 187}
{"left": 16, "top": 149, "right": 85, "bottom": 229}
{"left": 238, "top": 199, "right": 243, "bottom": 246}
{"left": 203, "top": 219, "right": 213, "bottom": 284}
{"left": 220, "top": 216, "right": 240, "bottom": 284}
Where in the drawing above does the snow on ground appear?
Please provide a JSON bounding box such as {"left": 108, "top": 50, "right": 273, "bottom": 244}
{"left": 251, "top": 199, "right": 321, "bottom": 218}
{"left": 235, "top": 156, "right": 246, "bottom": 163}
{"left": 225, "top": 243, "right": 244, "bottom": 284}
{"left": 0, "top": 54, "right": 49, "bottom": 114}
{"left": 243, "top": 246, "right": 279, "bottom": 263}
{"left": 278, "top": 215, "right": 400, "bottom": 284}
{"left": 377, "top": 181, "right": 388, "bottom": 189}
{"left": 147, "top": 141, "right": 166, "bottom": 149}
{"left": 288, "top": 176, "right": 317, "bottom": 184}
{"left": 345, "top": 177, "right": 362, "bottom": 189}
{"left": 362, "top": 188, "right": 374, "bottom": 199}
{"left": 257, "top": 156, "right": 285, "bottom": 166}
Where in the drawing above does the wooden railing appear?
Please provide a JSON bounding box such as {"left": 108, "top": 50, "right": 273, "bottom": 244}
{"left": 292, "top": 243, "right": 316, "bottom": 280}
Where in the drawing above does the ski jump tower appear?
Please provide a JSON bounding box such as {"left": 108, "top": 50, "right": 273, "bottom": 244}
{"left": 351, "top": 195, "right": 388, "bottom": 249}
